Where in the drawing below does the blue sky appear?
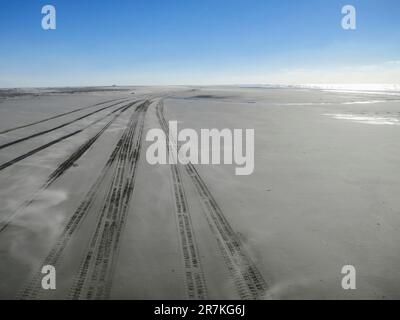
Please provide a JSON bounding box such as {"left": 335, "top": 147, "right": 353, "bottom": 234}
{"left": 0, "top": 0, "right": 399, "bottom": 87}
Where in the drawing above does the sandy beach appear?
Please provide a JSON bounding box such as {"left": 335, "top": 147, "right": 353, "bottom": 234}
{"left": 0, "top": 86, "right": 399, "bottom": 299}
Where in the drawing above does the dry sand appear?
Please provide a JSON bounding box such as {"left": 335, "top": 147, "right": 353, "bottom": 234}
{"left": 0, "top": 86, "right": 399, "bottom": 299}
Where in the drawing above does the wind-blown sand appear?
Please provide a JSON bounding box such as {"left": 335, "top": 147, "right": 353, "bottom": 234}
{"left": 0, "top": 86, "right": 399, "bottom": 299}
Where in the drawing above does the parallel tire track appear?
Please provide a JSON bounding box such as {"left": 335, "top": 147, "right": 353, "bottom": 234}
{"left": 0, "top": 100, "right": 139, "bottom": 234}
{"left": 68, "top": 101, "right": 149, "bottom": 300}
{"left": 0, "top": 100, "right": 137, "bottom": 173}
{"left": 0, "top": 99, "right": 129, "bottom": 150}
{"left": 17, "top": 101, "right": 150, "bottom": 300}
{"left": 185, "top": 163, "right": 268, "bottom": 300}
{"left": 156, "top": 103, "right": 208, "bottom": 299}
{"left": 0, "top": 97, "right": 127, "bottom": 135}
{"left": 156, "top": 101, "right": 267, "bottom": 300}
{"left": 46, "top": 100, "right": 142, "bottom": 185}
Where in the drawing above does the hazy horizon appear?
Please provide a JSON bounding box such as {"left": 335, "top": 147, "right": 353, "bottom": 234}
{"left": 2, "top": 84, "right": 400, "bottom": 92}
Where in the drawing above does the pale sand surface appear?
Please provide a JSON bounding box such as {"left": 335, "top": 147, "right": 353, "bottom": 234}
{"left": 0, "top": 86, "right": 399, "bottom": 299}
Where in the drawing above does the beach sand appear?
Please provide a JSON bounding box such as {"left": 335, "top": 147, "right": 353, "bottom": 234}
{"left": 0, "top": 86, "right": 399, "bottom": 299}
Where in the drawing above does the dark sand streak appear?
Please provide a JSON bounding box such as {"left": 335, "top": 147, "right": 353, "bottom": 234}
{"left": 0, "top": 99, "right": 129, "bottom": 150}
{"left": 0, "top": 97, "right": 127, "bottom": 135}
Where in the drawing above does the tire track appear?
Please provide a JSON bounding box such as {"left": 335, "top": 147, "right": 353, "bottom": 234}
{"left": 68, "top": 101, "right": 149, "bottom": 300}
{"left": 185, "top": 163, "right": 267, "bottom": 300}
{"left": 0, "top": 100, "right": 140, "bottom": 234}
{"left": 0, "top": 99, "right": 129, "bottom": 150}
{"left": 0, "top": 100, "right": 138, "bottom": 173}
{"left": 156, "top": 102, "right": 208, "bottom": 299}
{"left": 17, "top": 101, "right": 150, "bottom": 300}
{"left": 156, "top": 101, "right": 267, "bottom": 300}
{"left": 0, "top": 97, "right": 127, "bottom": 135}
{"left": 46, "top": 101, "right": 138, "bottom": 184}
